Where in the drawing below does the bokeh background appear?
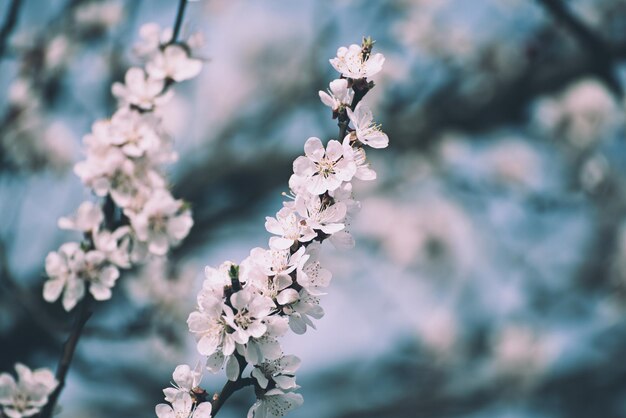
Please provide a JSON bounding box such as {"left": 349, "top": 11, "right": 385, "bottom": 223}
{"left": 2, "top": 0, "right": 626, "bottom": 417}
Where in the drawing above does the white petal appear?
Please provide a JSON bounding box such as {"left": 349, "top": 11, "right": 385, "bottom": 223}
{"left": 225, "top": 355, "right": 240, "bottom": 381}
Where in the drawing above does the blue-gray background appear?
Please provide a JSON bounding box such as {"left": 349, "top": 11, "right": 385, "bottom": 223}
{"left": 2, "top": 0, "right": 626, "bottom": 417}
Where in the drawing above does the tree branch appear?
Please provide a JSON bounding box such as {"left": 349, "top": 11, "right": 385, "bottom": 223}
{"left": 170, "top": 0, "right": 188, "bottom": 44}
{"left": 536, "top": 0, "right": 623, "bottom": 97}
{"left": 211, "top": 352, "right": 254, "bottom": 417}
{"left": 39, "top": 295, "right": 94, "bottom": 418}
{"left": 0, "top": 0, "right": 23, "bottom": 61}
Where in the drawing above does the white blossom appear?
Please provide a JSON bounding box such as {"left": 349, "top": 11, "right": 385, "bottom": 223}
{"left": 163, "top": 364, "right": 203, "bottom": 403}
{"left": 43, "top": 243, "right": 86, "bottom": 311}
{"left": 127, "top": 189, "right": 193, "bottom": 256}
{"left": 282, "top": 290, "right": 324, "bottom": 335}
{"left": 294, "top": 193, "right": 346, "bottom": 235}
{"left": 92, "top": 226, "right": 132, "bottom": 268}
{"left": 238, "top": 316, "right": 288, "bottom": 365}
{"left": 223, "top": 288, "right": 275, "bottom": 345}
{"left": 134, "top": 23, "right": 172, "bottom": 57}
{"left": 0, "top": 363, "right": 57, "bottom": 418}
{"left": 346, "top": 102, "right": 389, "bottom": 149}
{"left": 247, "top": 389, "right": 303, "bottom": 418}
{"left": 156, "top": 393, "right": 212, "bottom": 418}
{"left": 342, "top": 135, "right": 376, "bottom": 180}
{"left": 265, "top": 207, "right": 316, "bottom": 251}
{"left": 251, "top": 355, "right": 300, "bottom": 390}
{"left": 202, "top": 261, "right": 237, "bottom": 299}
{"left": 329, "top": 43, "right": 385, "bottom": 79}
{"left": 318, "top": 79, "right": 353, "bottom": 112}
{"left": 296, "top": 256, "right": 331, "bottom": 296}
{"left": 112, "top": 67, "right": 172, "bottom": 110}
{"left": 109, "top": 108, "right": 170, "bottom": 161}
{"left": 187, "top": 290, "right": 235, "bottom": 357}
{"left": 43, "top": 243, "right": 120, "bottom": 310}
{"left": 292, "top": 137, "right": 356, "bottom": 195}
{"left": 57, "top": 201, "right": 103, "bottom": 232}
{"left": 147, "top": 44, "right": 203, "bottom": 82}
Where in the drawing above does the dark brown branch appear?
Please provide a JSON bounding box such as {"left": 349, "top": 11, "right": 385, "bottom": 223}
{"left": 39, "top": 295, "right": 94, "bottom": 418}
{"left": 536, "top": 0, "right": 623, "bottom": 97}
{"left": 211, "top": 354, "right": 254, "bottom": 417}
{"left": 170, "top": 0, "right": 188, "bottom": 44}
{"left": 0, "top": 0, "right": 23, "bottom": 60}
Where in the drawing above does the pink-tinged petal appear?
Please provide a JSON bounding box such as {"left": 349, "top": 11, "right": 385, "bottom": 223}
{"left": 0, "top": 373, "right": 16, "bottom": 403}
{"left": 329, "top": 79, "right": 348, "bottom": 97}
{"left": 320, "top": 223, "right": 345, "bottom": 235}
{"left": 322, "top": 175, "right": 342, "bottom": 193}
{"left": 356, "top": 166, "right": 377, "bottom": 181}
{"left": 223, "top": 336, "right": 236, "bottom": 356}
{"left": 289, "top": 316, "right": 307, "bottom": 335}
{"left": 62, "top": 279, "right": 85, "bottom": 311}
{"left": 172, "top": 393, "right": 193, "bottom": 415}
{"left": 274, "top": 375, "right": 297, "bottom": 390}
{"left": 148, "top": 235, "right": 169, "bottom": 256}
{"left": 323, "top": 202, "right": 347, "bottom": 223}
{"left": 248, "top": 322, "right": 268, "bottom": 339}
{"left": 293, "top": 156, "right": 315, "bottom": 177}
{"left": 187, "top": 312, "right": 211, "bottom": 333}
{"left": 193, "top": 402, "right": 213, "bottom": 418}
{"left": 336, "top": 159, "right": 357, "bottom": 182}
{"left": 225, "top": 355, "right": 240, "bottom": 381}
{"left": 299, "top": 227, "right": 317, "bottom": 243}
{"left": 167, "top": 214, "right": 193, "bottom": 240}
{"left": 352, "top": 102, "right": 372, "bottom": 127}
{"left": 303, "top": 137, "right": 325, "bottom": 162}
{"left": 197, "top": 335, "right": 220, "bottom": 356}
{"left": 155, "top": 404, "right": 175, "bottom": 418}
{"left": 163, "top": 387, "right": 178, "bottom": 403}
{"left": 307, "top": 175, "right": 327, "bottom": 195}
{"left": 125, "top": 67, "right": 145, "bottom": 86}
{"left": 364, "top": 131, "right": 389, "bottom": 149}
{"left": 252, "top": 367, "right": 269, "bottom": 389}
{"left": 89, "top": 283, "right": 112, "bottom": 301}
{"left": 325, "top": 140, "right": 343, "bottom": 162}
{"left": 172, "top": 364, "right": 193, "bottom": 389}
{"left": 43, "top": 278, "right": 65, "bottom": 303}
{"left": 318, "top": 91, "right": 335, "bottom": 108}
{"left": 277, "top": 289, "right": 299, "bottom": 305}
{"left": 206, "top": 351, "right": 225, "bottom": 373}
{"left": 264, "top": 217, "right": 283, "bottom": 235}
{"left": 269, "top": 236, "right": 293, "bottom": 251}
{"left": 365, "top": 53, "right": 385, "bottom": 77}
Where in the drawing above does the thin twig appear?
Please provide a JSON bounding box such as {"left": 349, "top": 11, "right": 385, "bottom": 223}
{"left": 0, "top": 0, "right": 23, "bottom": 61}
{"left": 536, "top": 0, "right": 623, "bottom": 98}
{"left": 171, "top": 0, "right": 188, "bottom": 44}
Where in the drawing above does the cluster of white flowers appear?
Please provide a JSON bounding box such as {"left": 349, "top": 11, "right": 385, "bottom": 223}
{"left": 158, "top": 39, "right": 388, "bottom": 418}
{"left": 43, "top": 24, "right": 202, "bottom": 312}
{"left": 0, "top": 364, "right": 58, "bottom": 418}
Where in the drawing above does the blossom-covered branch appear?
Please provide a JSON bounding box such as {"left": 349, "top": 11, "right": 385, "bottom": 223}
{"left": 0, "top": 3, "right": 204, "bottom": 417}
{"left": 156, "top": 37, "right": 388, "bottom": 418}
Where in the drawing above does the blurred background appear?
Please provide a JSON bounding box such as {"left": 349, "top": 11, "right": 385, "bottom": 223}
{"left": 2, "top": 0, "right": 626, "bottom": 417}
